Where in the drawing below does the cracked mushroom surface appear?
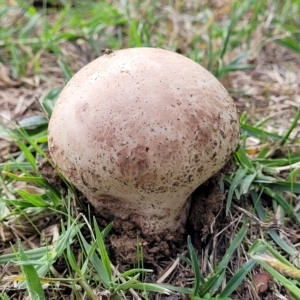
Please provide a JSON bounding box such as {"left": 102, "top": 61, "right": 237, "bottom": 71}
{"left": 48, "top": 47, "right": 239, "bottom": 236}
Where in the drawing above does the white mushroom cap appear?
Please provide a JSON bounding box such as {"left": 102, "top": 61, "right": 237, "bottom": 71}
{"left": 48, "top": 47, "right": 239, "bottom": 235}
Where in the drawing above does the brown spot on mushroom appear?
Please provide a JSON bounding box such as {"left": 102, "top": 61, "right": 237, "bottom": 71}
{"left": 118, "top": 144, "right": 149, "bottom": 177}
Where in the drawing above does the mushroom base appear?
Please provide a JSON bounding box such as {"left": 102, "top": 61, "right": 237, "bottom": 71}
{"left": 40, "top": 157, "right": 231, "bottom": 264}
{"left": 106, "top": 218, "right": 185, "bottom": 264}
{"left": 82, "top": 176, "right": 227, "bottom": 264}
{"left": 84, "top": 192, "right": 192, "bottom": 237}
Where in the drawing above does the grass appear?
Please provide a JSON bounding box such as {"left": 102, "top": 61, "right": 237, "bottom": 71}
{"left": 0, "top": 0, "right": 300, "bottom": 299}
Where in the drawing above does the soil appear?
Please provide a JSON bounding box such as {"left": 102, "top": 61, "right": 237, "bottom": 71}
{"left": 188, "top": 178, "right": 224, "bottom": 237}
{"left": 37, "top": 153, "right": 67, "bottom": 191}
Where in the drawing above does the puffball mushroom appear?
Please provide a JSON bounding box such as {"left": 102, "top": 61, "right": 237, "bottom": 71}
{"left": 48, "top": 47, "right": 239, "bottom": 236}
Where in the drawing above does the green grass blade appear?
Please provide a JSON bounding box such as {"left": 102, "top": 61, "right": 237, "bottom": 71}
{"left": 252, "top": 192, "right": 296, "bottom": 255}
{"left": 240, "top": 124, "right": 283, "bottom": 141}
{"left": 213, "top": 223, "right": 249, "bottom": 291}
{"left": 120, "top": 268, "right": 153, "bottom": 278}
{"left": 0, "top": 247, "right": 49, "bottom": 264}
{"left": 18, "top": 189, "right": 50, "bottom": 207}
{"left": 79, "top": 232, "right": 110, "bottom": 287}
{"left": 58, "top": 58, "right": 73, "bottom": 81}
{"left": 18, "top": 116, "right": 48, "bottom": 130}
{"left": 253, "top": 240, "right": 297, "bottom": 268}
{"left": 101, "top": 222, "right": 113, "bottom": 238}
{"left": 113, "top": 273, "right": 140, "bottom": 293}
{"left": 15, "top": 140, "right": 37, "bottom": 171}
{"left": 288, "top": 167, "right": 300, "bottom": 181}
{"left": 18, "top": 241, "right": 46, "bottom": 300}
{"left": 130, "top": 283, "right": 171, "bottom": 294}
{"left": 2, "top": 172, "right": 46, "bottom": 184}
{"left": 226, "top": 167, "right": 248, "bottom": 214}
{"left": 267, "top": 181, "right": 300, "bottom": 193}
{"left": 219, "top": 2, "right": 238, "bottom": 60}
{"left": 235, "top": 147, "right": 255, "bottom": 171}
{"left": 279, "top": 107, "right": 300, "bottom": 146}
{"left": 0, "top": 162, "right": 32, "bottom": 171}
{"left": 19, "top": 13, "right": 40, "bottom": 39}
{"left": 268, "top": 228, "right": 296, "bottom": 255}
{"left": 263, "top": 188, "right": 300, "bottom": 224}
{"left": 239, "top": 172, "right": 257, "bottom": 194}
{"left": 200, "top": 267, "right": 225, "bottom": 296}
{"left": 93, "top": 217, "right": 112, "bottom": 281}
{"left": 156, "top": 283, "right": 193, "bottom": 294}
{"left": 187, "top": 236, "right": 205, "bottom": 296}
{"left": 39, "top": 88, "right": 62, "bottom": 118}
{"left": 66, "top": 244, "right": 82, "bottom": 275}
{"left": 277, "top": 37, "right": 300, "bottom": 54}
{"left": 0, "top": 293, "right": 10, "bottom": 300}
{"left": 218, "top": 259, "right": 256, "bottom": 297}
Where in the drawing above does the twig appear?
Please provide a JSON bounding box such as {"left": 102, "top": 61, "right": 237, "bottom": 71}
{"left": 233, "top": 204, "right": 281, "bottom": 230}
{"left": 156, "top": 256, "right": 180, "bottom": 283}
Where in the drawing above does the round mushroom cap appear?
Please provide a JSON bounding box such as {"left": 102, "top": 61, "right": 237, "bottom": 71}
{"left": 48, "top": 47, "right": 239, "bottom": 235}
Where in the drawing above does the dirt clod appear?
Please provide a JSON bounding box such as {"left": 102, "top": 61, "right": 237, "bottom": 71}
{"left": 252, "top": 271, "right": 271, "bottom": 294}
{"left": 188, "top": 178, "right": 224, "bottom": 238}
{"left": 97, "top": 214, "right": 185, "bottom": 264}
